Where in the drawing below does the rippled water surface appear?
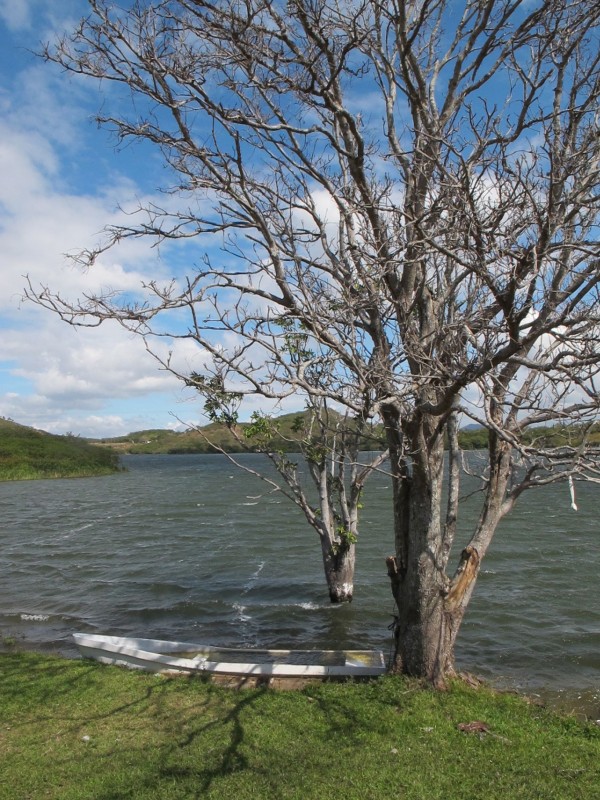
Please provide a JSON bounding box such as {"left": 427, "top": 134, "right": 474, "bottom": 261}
{"left": 1, "top": 453, "right": 599, "bottom": 711}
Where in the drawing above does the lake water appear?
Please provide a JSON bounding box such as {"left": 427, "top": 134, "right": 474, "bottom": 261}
{"left": 1, "top": 453, "right": 599, "bottom": 715}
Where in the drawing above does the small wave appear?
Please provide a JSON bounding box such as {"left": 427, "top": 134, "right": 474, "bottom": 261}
{"left": 242, "top": 561, "right": 266, "bottom": 594}
{"left": 68, "top": 523, "right": 94, "bottom": 534}
{"left": 232, "top": 603, "right": 252, "bottom": 622}
{"left": 20, "top": 613, "right": 50, "bottom": 622}
{"left": 247, "top": 600, "right": 325, "bottom": 611}
{"left": 242, "top": 502, "right": 259, "bottom": 506}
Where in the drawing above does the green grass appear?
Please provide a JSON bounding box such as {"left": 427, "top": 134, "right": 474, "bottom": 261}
{"left": 0, "top": 418, "right": 121, "bottom": 480}
{"left": 1, "top": 653, "right": 599, "bottom": 799}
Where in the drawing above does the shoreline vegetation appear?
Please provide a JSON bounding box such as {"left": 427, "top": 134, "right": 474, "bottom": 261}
{"left": 3, "top": 412, "right": 599, "bottom": 480}
{"left": 1, "top": 651, "right": 599, "bottom": 800}
{"left": 0, "top": 418, "right": 121, "bottom": 481}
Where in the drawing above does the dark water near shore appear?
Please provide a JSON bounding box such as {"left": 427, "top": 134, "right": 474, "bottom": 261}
{"left": 1, "top": 453, "right": 599, "bottom": 716}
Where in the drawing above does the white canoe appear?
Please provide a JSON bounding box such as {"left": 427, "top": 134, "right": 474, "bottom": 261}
{"left": 73, "top": 633, "right": 387, "bottom": 678}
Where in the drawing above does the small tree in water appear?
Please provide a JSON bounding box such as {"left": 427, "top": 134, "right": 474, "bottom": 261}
{"left": 30, "top": 0, "right": 600, "bottom": 684}
{"left": 188, "top": 372, "right": 387, "bottom": 603}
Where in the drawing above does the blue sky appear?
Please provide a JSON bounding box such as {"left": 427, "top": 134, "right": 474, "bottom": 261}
{"left": 3, "top": 2, "right": 588, "bottom": 440}
{"left": 0, "top": 0, "right": 221, "bottom": 437}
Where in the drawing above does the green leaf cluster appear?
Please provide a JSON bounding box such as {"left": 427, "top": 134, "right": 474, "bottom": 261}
{"left": 186, "top": 374, "right": 243, "bottom": 427}
{"left": 331, "top": 524, "right": 358, "bottom": 555}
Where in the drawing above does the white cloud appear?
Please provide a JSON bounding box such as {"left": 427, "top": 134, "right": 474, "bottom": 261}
{"left": 0, "top": 315, "right": 182, "bottom": 430}
{"left": 0, "top": 108, "right": 183, "bottom": 436}
{"left": 9, "top": 330, "right": 171, "bottom": 401}
{"left": 0, "top": 111, "right": 187, "bottom": 437}
{"left": 0, "top": 4, "right": 298, "bottom": 438}
{"left": 0, "top": 24, "right": 200, "bottom": 440}
{"left": 0, "top": 0, "right": 87, "bottom": 34}
{"left": 0, "top": 0, "right": 32, "bottom": 30}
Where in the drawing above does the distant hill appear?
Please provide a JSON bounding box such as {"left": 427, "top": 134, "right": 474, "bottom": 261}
{"left": 91, "top": 415, "right": 600, "bottom": 456}
{"left": 92, "top": 424, "right": 247, "bottom": 455}
{"left": 92, "top": 411, "right": 386, "bottom": 455}
{"left": 89, "top": 414, "right": 502, "bottom": 455}
{"left": 0, "top": 418, "right": 122, "bottom": 481}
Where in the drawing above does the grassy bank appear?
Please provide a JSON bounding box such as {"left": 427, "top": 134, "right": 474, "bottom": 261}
{"left": 0, "top": 419, "right": 121, "bottom": 480}
{"left": 1, "top": 653, "right": 599, "bottom": 799}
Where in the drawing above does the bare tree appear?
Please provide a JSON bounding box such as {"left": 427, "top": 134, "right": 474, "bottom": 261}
{"left": 189, "top": 380, "right": 388, "bottom": 602}
{"left": 30, "top": 0, "right": 600, "bottom": 684}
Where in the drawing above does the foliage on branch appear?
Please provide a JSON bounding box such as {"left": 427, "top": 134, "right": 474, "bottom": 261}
{"left": 186, "top": 374, "right": 242, "bottom": 428}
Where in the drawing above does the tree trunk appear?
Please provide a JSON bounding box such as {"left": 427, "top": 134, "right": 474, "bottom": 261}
{"left": 385, "top": 419, "right": 474, "bottom": 686}
{"left": 387, "top": 415, "right": 512, "bottom": 685}
{"left": 320, "top": 537, "right": 356, "bottom": 603}
{"left": 384, "top": 403, "right": 501, "bottom": 685}
{"left": 386, "top": 551, "right": 453, "bottom": 686}
{"left": 387, "top": 543, "right": 480, "bottom": 686}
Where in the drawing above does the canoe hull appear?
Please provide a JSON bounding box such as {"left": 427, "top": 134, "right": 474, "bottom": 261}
{"left": 73, "top": 633, "right": 387, "bottom": 678}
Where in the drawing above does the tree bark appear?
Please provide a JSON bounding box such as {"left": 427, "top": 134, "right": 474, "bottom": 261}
{"left": 387, "top": 545, "right": 481, "bottom": 687}
{"left": 321, "top": 537, "right": 356, "bottom": 603}
{"left": 387, "top": 412, "right": 507, "bottom": 685}
{"left": 386, "top": 417, "right": 463, "bottom": 686}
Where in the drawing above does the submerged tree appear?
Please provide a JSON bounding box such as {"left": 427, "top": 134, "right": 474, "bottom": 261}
{"left": 30, "top": 0, "right": 600, "bottom": 684}
{"left": 190, "top": 376, "right": 387, "bottom": 602}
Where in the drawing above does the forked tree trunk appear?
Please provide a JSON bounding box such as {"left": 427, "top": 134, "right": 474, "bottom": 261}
{"left": 320, "top": 537, "right": 356, "bottom": 603}
{"left": 385, "top": 413, "right": 510, "bottom": 686}
{"left": 387, "top": 543, "right": 480, "bottom": 686}
{"left": 385, "top": 418, "right": 484, "bottom": 686}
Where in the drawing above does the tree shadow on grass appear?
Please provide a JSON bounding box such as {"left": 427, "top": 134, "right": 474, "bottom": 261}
{"left": 306, "top": 680, "right": 394, "bottom": 744}
{"left": 1, "top": 653, "right": 273, "bottom": 800}
{"left": 74, "top": 677, "right": 272, "bottom": 800}
{"left": 0, "top": 651, "right": 100, "bottom": 709}
{"left": 157, "top": 683, "right": 269, "bottom": 797}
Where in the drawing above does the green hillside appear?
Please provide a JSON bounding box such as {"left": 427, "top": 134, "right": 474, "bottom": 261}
{"left": 0, "top": 418, "right": 122, "bottom": 481}
{"left": 94, "top": 425, "right": 248, "bottom": 454}
{"left": 94, "top": 412, "right": 385, "bottom": 455}
{"left": 93, "top": 415, "right": 600, "bottom": 456}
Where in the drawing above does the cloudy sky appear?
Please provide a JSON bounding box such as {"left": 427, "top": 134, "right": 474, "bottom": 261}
{"left": 0, "top": 0, "right": 220, "bottom": 438}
